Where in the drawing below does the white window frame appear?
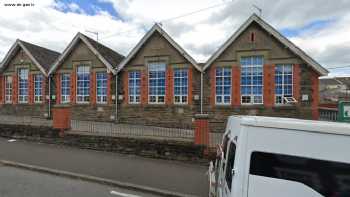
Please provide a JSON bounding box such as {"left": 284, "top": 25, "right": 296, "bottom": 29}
{"left": 34, "top": 74, "right": 43, "bottom": 103}
{"left": 275, "top": 64, "right": 293, "bottom": 105}
{"left": 96, "top": 72, "right": 107, "bottom": 104}
{"left": 128, "top": 71, "right": 141, "bottom": 104}
{"left": 5, "top": 75, "right": 12, "bottom": 103}
{"left": 61, "top": 73, "right": 70, "bottom": 103}
{"left": 240, "top": 56, "right": 264, "bottom": 105}
{"left": 174, "top": 68, "right": 188, "bottom": 104}
{"left": 148, "top": 62, "right": 166, "bottom": 104}
{"left": 76, "top": 65, "right": 90, "bottom": 104}
{"left": 215, "top": 67, "right": 231, "bottom": 105}
{"left": 18, "top": 68, "right": 29, "bottom": 104}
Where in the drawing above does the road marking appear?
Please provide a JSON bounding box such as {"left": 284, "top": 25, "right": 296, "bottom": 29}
{"left": 110, "top": 190, "right": 142, "bottom": 197}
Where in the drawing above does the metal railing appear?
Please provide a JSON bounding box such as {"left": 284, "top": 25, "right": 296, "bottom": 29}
{"left": 0, "top": 115, "right": 52, "bottom": 127}
{"left": 70, "top": 120, "right": 194, "bottom": 142}
{"left": 319, "top": 107, "right": 338, "bottom": 122}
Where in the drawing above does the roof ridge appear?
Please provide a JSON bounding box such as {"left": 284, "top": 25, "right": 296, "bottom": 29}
{"left": 18, "top": 39, "right": 60, "bottom": 55}
{"left": 79, "top": 33, "right": 124, "bottom": 58}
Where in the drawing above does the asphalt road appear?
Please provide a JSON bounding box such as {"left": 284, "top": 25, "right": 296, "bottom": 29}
{"left": 0, "top": 165, "right": 160, "bottom": 197}
{"left": 0, "top": 137, "right": 208, "bottom": 196}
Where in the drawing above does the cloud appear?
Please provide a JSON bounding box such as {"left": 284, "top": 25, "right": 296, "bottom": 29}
{"left": 0, "top": 0, "right": 349, "bottom": 76}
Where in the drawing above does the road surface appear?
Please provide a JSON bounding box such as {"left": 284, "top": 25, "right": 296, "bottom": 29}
{"left": 0, "top": 165, "right": 160, "bottom": 197}
{"left": 0, "top": 137, "right": 208, "bottom": 196}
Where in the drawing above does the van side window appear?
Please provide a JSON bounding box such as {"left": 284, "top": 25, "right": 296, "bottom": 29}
{"left": 222, "top": 135, "right": 229, "bottom": 170}
{"left": 250, "top": 151, "right": 350, "bottom": 196}
{"left": 225, "top": 142, "right": 236, "bottom": 191}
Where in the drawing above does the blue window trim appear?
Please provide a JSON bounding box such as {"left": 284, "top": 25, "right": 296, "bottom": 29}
{"left": 5, "top": 75, "right": 12, "bottom": 103}
{"left": 240, "top": 56, "right": 264, "bottom": 104}
{"left": 34, "top": 74, "right": 43, "bottom": 103}
{"left": 215, "top": 67, "right": 231, "bottom": 105}
{"left": 96, "top": 72, "right": 107, "bottom": 104}
{"left": 18, "top": 68, "right": 29, "bottom": 103}
{"left": 275, "top": 64, "right": 293, "bottom": 104}
{"left": 76, "top": 65, "right": 90, "bottom": 104}
{"left": 128, "top": 71, "right": 141, "bottom": 104}
{"left": 174, "top": 68, "right": 188, "bottom": 104}
{"left": 61, "top": 73, "right": 70, "bottom": 103}
{"left": 148, "top": 62, "right": 166, "bottom": 104}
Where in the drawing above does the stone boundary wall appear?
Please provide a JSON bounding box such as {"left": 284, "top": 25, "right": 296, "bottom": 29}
{"left": 0, "top": 124, "right": 207, "bottom": 163}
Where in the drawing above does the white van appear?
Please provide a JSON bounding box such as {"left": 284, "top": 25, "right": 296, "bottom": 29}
{"left": 209, "top": 116, "right": 350, "bottom": 197}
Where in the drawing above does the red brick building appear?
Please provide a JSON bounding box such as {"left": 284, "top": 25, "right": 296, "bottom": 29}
{"left": 201, "top": 14, "right": 328, "bottom": 132}
{"left": 0, "top": 39, "right": 59, "bottom": 118}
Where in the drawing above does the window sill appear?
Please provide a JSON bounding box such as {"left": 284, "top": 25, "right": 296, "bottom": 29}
{"left": 273, "top": 105, "right": 297, "bottom": 109}
{"left": 239, "top": 104, "right": 265, "bottom": 109}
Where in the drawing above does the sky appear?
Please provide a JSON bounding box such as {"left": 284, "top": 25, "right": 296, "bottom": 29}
{"left": 0, "top": 0, "right": 349, "bottom": 76}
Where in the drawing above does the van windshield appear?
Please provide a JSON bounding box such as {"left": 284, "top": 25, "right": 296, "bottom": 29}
{"left": 225, "top": 142, "right": 236, "bottom": 191}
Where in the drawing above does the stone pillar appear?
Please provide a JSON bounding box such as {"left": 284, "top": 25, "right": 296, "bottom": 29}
{"left": 194, "top": 114, "right": 209, "bottom": 146}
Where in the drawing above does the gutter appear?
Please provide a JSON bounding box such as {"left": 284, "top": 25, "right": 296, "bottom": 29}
{"left": 48, "top": 75, "right": 51, "bottom": 118}
{"left": 115, "top": 74, "right": 118, "bottom": 123}
{"left": 200, "top": 72, "right": 203, "bottom": 114}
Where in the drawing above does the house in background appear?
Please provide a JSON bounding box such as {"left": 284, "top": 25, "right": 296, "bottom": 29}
{"left": 320, "top": 76, "right": 350, "bottom": 103}
{"left": 0, "top": 39, "right": 60, "bottom": 118}
{"left": 202, "top": 14, "right": 328, "bottom": 132}
{"left": 48, "top": 33, "right": 124, "bottom": 122}
{"left": 116, "top": 24, "right": 202, "bottom": 129}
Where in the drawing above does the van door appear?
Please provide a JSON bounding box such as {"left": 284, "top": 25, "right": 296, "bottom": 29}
{"left": 222, "top": 141, "right": 236, "bottom": 197}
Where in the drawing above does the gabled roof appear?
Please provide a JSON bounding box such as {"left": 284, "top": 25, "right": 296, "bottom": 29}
{"left": 203, "top": 14, "right": 329, "bottom": 76}
{"left": 49, "top": 32, "right": 124, "bottom": 75}
{"left": 0, "top": 39, "right": 60, "bottom": 76}
{"left": 117, "top": 23, "right": 201, "bottom": 73}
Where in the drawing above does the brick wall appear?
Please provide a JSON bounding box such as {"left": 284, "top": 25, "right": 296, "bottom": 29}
{"left": 203, "top": 64, "right": 319, "bottom": 133}
{"left": 118, "top": 65, "right": 201, "bottom": 129}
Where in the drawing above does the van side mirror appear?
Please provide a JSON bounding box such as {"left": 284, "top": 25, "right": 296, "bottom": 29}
{"left": 231, "top": 169, "right": 235, "bottom": 176}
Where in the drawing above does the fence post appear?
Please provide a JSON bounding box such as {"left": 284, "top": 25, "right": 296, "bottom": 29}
{"left": 194, "top": 114, "right": 209, "bottom": 155}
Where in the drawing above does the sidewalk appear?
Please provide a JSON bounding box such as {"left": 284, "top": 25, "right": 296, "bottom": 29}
{"left": 0, "top": 137, "right": 208, "bottom": 196}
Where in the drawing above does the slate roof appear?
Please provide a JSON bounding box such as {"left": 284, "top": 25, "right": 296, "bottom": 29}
{"left": 81, "top": 34, "right": 124, "bottom": 68}
{"left": 19, "top": 40, "right": 60, "bottom": 72}
{"left": 204, "top": 14, "right": 329, "bottom": 76}
{"left": 0, "top": 39, "right": 60, "bottom": 75}
{"left": 117, "top": 23, "right": 201, "bottom": 73}
{"left": 49, "top": 32, "right": 124, "bottom": 75}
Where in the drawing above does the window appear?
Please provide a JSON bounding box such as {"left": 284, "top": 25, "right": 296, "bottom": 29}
{"left": 34, "top": 74, "right": 43, "bottom": 103}
{"left": 174, "top": 68, "right": 188, "bottom": 104}
{"left": 5, "top": 75, "right": 12, "bottom": 103}
{"left": 96, "top": 72, "right": 107, "bottom": 104}
{"left": 148, "top": 62, "right": 166, "bottom": 104}
{"left": 225, "top": 142, "right": 236, "bottom": 191}
{"left": 250, "top": 151, "right": 350, "bottom": 196}
{"left": 76, "top": 65, "right": 90, "bottom": 103}
{"left": 18, "top": 68, "right": 29, "bottom": 103}
{"left": 275, "top": 64, "right": 293, "bottom": 104}
{"left": 216, "top": 67, "right": 231, "bottom": 104}
{"left": 241, "top": 56, "right": 263, "bottom": 104}
{"left": 61, "top": 74, "right": 70, "bottom": 103}
{"left": 250, "top": 32, "right": 256, "bottom": 42}
{"left": 128, "top": 71, "right": 141, "bottom": 104}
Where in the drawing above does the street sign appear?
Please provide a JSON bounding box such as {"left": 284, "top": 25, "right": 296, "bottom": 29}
{"left": 338, "top": 101, "right": 350, "bottom": 122}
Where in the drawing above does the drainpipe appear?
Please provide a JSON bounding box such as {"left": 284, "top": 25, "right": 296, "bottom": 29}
{"left": 48, "top": 74, "right": 51, "bottom": 119}
{"left": 115, "top": 74, "right": 118, "bottom": 123}
{"left": 200, "top": 71, "right": 203, "bottom": 114}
